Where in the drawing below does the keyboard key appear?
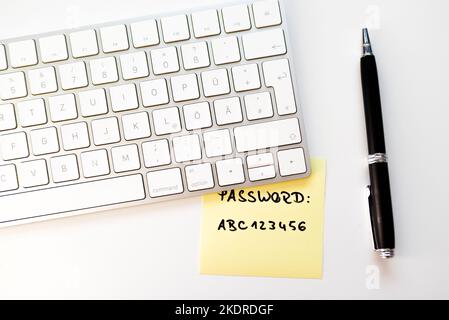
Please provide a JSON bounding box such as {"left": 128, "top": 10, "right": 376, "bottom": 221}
{"left": 0, "top": 72, "right": 27, "bottom": 100}
{"left": 142, "top": 139, "right": 171, "bottom": 167}
{"left": 192, "top": 10, "right": 220, "bottom": 38}
{"left": 244, "top": 92, "right": 273, "bottom": 120}
{"left": 0, "top": 45, "right": 7, "bottom": 70}
{"left": 30, "top": 127, "right": 60, "bottom": 155}
{"left": 172, "top": 134, "right": 202, "bottom": 162}
{"left": 263, "top": 59, "right": 296, "bottom": 115}
{"left": 0, "top": 174, "right": 145, "bottom": 221}
{"left": 140, "top": 79, "right": 169, "bottom": 107}
{"left": 252, "top": 0, "right": 282, "bottom": 28}
{"left": 181, "top": 42, "right": 210, "bottom": 70}
{"left": 203, "top": 129, "right": 232, "bottom": 157}
{"left": 213, "top": 97, "right": 242, "bottom": 125}
{"left": 109, "top": 84, "right": 139, "bottom": 112}
{"left": 183, "top": 102, "right": 212, "bottom": 130}
{"left": 18, "top": 159, "right": 49, "bottom": 188}
{"left": 0, "top": 104, "right": 17, "bottom": 131}
{"left": 100, "top": 25, "right": 129, "bottom": 53}
{"left": 211, "top": 36, "right": 240, "bottom": 65}
{"left": 277, "top": 147, "right": 306, "bottom": 176}
{"left": 50, "top": 154, "right": 79, "bottom": 183}
{"left": 61, "top": 122, "right": 90, "bottom": 150}
{"left": 222, "top": 4, "right": 251, "bottom": 33}
{"left": 201, "top": 69, "right": 230, "bottom": 97}
{"left": 90, "top": 57, "right": 119, "bottom": 85}
{"left": 0, "top": 164, "right": 18, "bottom": 192}
{"left": 185, "top": 163, "right": 214, "bottom": 191}
{"left": 28, "top": 67, "right": 58, "bottom": 95}
{"left": 216, "top": 158, "right": 245, "bottom": 186}
{"left": 152, "top": 107, "right": 181, "bottom": 135}
{"left": 161, "top": 15, "right": 190, "bottom": 43}
{"left": 69, "top": 29, "right": 99, "bottom": 58}
{"left": 171, "top": 74, "right": 199, "bottom": 102}
{"left": 0, "top": 131, "right": 29, "bottom": 160}
{"left": 234, "top": 118, "right": 301, "bottom": 152}
{"left": 247, "top": 153, "right": 274, "bottom": 168}
{"left": 17, "top": 98, "right": 47, "bottom": 127}
{"left": 120, "top": 51, "right": 149, "bottom": 80}
{"left": 39, "top": 35, "right": 68, "bottom": 63}
{"left": 8, "top": 40, "right": 38, "bottom": 68}
{"left": 147, "top": 167, "right": 183, "bottom": 197}
{"left": 248, "top": 165, "right": 276, "bottom": 181}
{"left": 242, "top": 29, "right": 286, "bottom": 60}
{"left": 111, "top": 144, "right": 141, "bottom": 173}
{"left": 122, "top": 111, "right": 151, "bottom": 140}
{"left": 130, "top": 19, "right": 160, "bottom": 48}
{"left": 79, "top": 88, "right": 108, "bottom": 117}
{"left": 232, "top": 63, "right": 261, "bottom": 92}
{"left": 91, "top": 117, "right": 120, "bottom": 145}
{"left": 48, "top": 94, "right": 78, "bottom": 122}
{"left": 81, "top": 149, "right": 110, "bottom": 178}
{"left": 59, "top": 62, "right": 88, "bottom": 90}
{"left": 150, "top": 47, "right": 179, "bottom": 75}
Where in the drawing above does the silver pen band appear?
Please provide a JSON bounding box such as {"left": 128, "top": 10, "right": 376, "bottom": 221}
{"left": 368, "top": 153, "right": 388, "bottom": 164}
{"left": 376, "top": 248, "right": 395, "bottom": 259}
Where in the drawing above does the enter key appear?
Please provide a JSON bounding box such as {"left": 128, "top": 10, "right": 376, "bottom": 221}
{"left": 263, "top": 59, "right": 297, "bottom": 115}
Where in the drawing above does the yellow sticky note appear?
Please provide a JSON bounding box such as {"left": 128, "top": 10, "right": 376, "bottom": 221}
{"left": 200, "top": 158, "right": 326, "bottom": 279}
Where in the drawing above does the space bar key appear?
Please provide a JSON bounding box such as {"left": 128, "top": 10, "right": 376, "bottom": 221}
{"left": 0, "top": 174, "right": 146, "bottom": 224}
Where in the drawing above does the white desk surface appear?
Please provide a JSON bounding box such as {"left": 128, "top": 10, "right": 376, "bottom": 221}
{"left": 1, "top": 0, "right": 448, "bottom": 299}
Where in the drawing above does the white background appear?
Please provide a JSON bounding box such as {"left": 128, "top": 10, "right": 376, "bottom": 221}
{"left": 1, "top": 0, "right": 448, "bottom": 299}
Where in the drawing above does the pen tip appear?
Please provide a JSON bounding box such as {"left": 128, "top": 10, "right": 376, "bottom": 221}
{"left": 363, "top": 28, "right": 370, "bottom": 44}
{"left": 362, "top": 28, "right": 373, "bottom": 56}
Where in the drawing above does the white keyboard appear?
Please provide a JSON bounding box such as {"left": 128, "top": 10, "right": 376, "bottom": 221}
{"left": 0, "top": 0, "right": 310, "bottom": 227}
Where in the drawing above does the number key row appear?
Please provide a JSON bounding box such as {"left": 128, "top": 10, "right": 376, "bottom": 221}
{"left": 0, "top": 33, "right": 262, "bottom": 101}
{"left": 1, "top": 32, "right": 289, "bottom": 101}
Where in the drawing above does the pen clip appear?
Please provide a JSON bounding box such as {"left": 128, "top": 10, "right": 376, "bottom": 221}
{"left": 366, "top": 184, "right": 376, "bottom": 233}
{"left": 366, "top": 185, "right": 373, "bottom": 214}
{"left": 366, "top": 184, "right": 380, "bottom": 250}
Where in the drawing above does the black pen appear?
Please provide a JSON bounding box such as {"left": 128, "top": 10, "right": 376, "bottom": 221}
{"left": 360, "top": 28, "right": 395, "bottom": 258}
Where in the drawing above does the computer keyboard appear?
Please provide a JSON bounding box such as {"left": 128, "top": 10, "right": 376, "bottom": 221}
{"left": 0, "top": 0, "right": 310, "bottom": 226}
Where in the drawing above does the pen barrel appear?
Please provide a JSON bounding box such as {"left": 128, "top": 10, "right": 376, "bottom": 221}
{"left": 361, "top": 55, "right": 386, "bottom": 154}
{"left": 368, "top": 162, "right": 395, "bottom": 250}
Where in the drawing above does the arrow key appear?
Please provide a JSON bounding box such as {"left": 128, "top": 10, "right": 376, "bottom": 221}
{"left": 248, "top": 165, "right": 276, "bottom": 181}
{"left": 277, "top": 147, "right": 307, "bottom": 176}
